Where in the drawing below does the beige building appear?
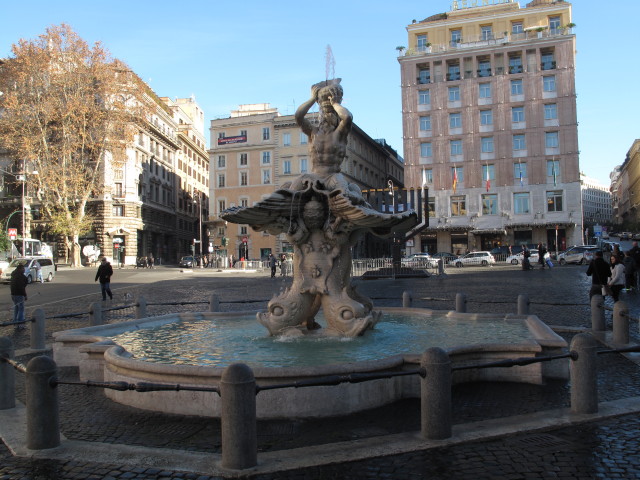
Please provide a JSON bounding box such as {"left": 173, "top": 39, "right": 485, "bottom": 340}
{"left": 611, "top": 140, "right": 640, "bottom": 229}
{"left": 580, "top": 173, "right": 612, "bottom": 229}
{"left": 399, "top": 0, "right": 581, "bottom": 254}
{"left": 208, "top": 104, "right": 405, "bottom": 260}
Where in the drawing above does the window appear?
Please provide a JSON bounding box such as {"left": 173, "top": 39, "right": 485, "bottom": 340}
{"left": 262, "top": 127, "right": 270, "bottom": 140}
{"left": 511, "top": 79, "right": 523, "bottom": 95}
{"left": 449, "top": 113, "right": 462, "bottom": 128}
{"left": 240, "top": 153, "right": 248, "bottom": 166}
{"left": 541, "top": 52, "right": 555, "bottom": 70}
{"left": 418, "top": 68, "right": 431, "bottom": 84}
{"left": 450, "top": 195, "right": 466, "bottom": 216}
{"left": 300, "top": 133, "right": 308, "bottom": 145}
{"left": 217, "top": 155, "right": 226, "bottom": 168}
{"left": 283, "top": 160, "right": 291, "bottom": 174}
{"left": 477, "top": 60, "right": 491, "bottom": 77}
{"left": 549, "top": 16, "right": 561, "bottom": 32}
{"left": 543, "top": 75, "right": 556, "bottom": 92}
{"left": 423, "top": 168, "right": 433, "bottom": 184}
{"left": 218, "top": 174, "right": 225, "bottom": 188}
{"left": 262, "top": 169, "right": 271, "bottom": 184}
{"left": 547, "top": 158, "right": 560, "bottom": 178}
{"left": 428, "top": 197, "right": 436, "bottom": 217}
{"left": 240, "top": 198, "right": 249, "bottom": 208}
{"left": 480, "top": 25, "right": 493, "bottom": 40}
{"left": 420, "top": 116, "right": 432, "bottom": 131}
{"left": 480, "top": 109, "right": 493, "bottom": 125}
{"left": 218, "top": 132, "right": 226, "bottom": 139}
{"left": 544, "top": 103, "right": 558, "bottom": 120}
{"left": 514, "top": 162, "right": 527, "bottom": 180}
{"left": 482, "top": 194, "right": 498, "bottom": 215}
{"left": 546, "top": 190, "right": 563, "bottom": 212}
{"left": 112, "top": 205, "right": 124, "bottom": 216}
{"left": 240, "top": 129, "right": 247, "bottom": 137}
{"left": 417, "top": 34, "right": 428, "bottom": 51}
{"left": 450, "top": 29, "right": 462, "bottom": 46}
{"left": 514, "top": 193, "right": 530, "bottom": 214}
{"left": 513, "top": 134, "right": 526, "bottom": 151}
{"left": 262, "top": 151, "right": 271, "bottom": 164}
{"left": 481, "top": 137, "right": 494, "bottom": 153}
{"left": 545, "top": 132, "right": 559, "bottom": 148}
{"left": 420, "top": 142, "right": 432, "bottom": 157}
{"left": 512, "top": 21, "right": 523, "bottom": 34}
{"left": 479, "top": 82, "right": 491, "bottom": 99}
{"left": 240, "top": 226, "right": 248, "bottom": 235}
{"left": 240, "top": 171, "right": 248, "bottom": 186}
{"left": 447, "top": 63, "right": 461, "bottom": 81}
{"left": 218, "top": 200, "right": 226, "bottom": 214}
{"left": 283, "top": 133, "right": 291, "bottom": 146}
{"left": 508, "top": 55, "right": 523, "bottom": 74}
{"left": 512, "top": 106, "right": 525, "bottom": 123}
{"left": 113, "top": 183, "right": 123, "bottom": 197}
{"left": 418, "top": 90, "right": 430, "bottom": 105}
{"left": 450, "top": 140, "right": 462, "bottom": 156}
{"left": 448, "top": 86, "right": 460, "bottom": 102}
{"left": 482, "top": 164, "right": 495, "bottom": 182}
{"left": 300, "top": 158, "right": 308, "bottom": 173}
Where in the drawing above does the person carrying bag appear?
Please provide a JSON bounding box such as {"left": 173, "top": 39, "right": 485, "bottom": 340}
{"left": 586, "top": 250, "right": 611, "bottom": 298}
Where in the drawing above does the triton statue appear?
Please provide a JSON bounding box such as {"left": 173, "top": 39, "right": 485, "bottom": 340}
{"left": 221, "top": 79, "right": 417, "bottom": 337}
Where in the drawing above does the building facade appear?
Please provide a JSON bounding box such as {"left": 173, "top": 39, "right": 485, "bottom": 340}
{"left": 611, "top": 139, "right": 640, "bottom": 229}
{"left": 208, "top": 104, "right": 405, "bottom": 261}
{"left": 580, "top": 173, "right": 612, "bottom": 229}
{"left": 399, "top": 0, "right": 580, "bottom": 255}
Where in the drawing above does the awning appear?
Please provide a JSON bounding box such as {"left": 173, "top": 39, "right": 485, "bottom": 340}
{"left": 471, "top": 228, "right": 507, "bottom": 235}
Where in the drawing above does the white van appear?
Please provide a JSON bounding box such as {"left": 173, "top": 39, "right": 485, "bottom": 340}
{"left": 2, "top": 257, "right": 56, "bottom": 283}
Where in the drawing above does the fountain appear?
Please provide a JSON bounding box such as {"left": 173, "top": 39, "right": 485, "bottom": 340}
{"left": 52, "top": 78, "right": 569, "bottom": 419}
{"left": 221, "top": 78, "right": 417, "bottom": 337}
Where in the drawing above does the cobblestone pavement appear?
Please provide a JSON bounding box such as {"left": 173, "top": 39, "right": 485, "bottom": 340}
{"left": 1, "top": 264, "right": 640, "bottom": 479}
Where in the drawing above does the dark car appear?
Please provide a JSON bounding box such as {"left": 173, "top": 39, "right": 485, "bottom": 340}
{"left": 431, "top": 252, "right": 459, "bottom": 264}
{"left": 179, "top": 256, "right": 195, "bottom": 268}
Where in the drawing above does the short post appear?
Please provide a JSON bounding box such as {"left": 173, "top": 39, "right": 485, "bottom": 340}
{"left": 136, "top": 296, "right": 147, "bottom": 319}
{"left": 421, "top": 347, "right": 452, "bottom": 440}
{"left": 402, "top": 291, "right": 412, "bottom": 308}
{"left": 517, "top": 294, "right": 530, "bottom": 315}
{"left": 570, "top": 333, "right": 598, "bottom": 414}
{"left": 438, "top": 258, "right": 444, "bottom": 275}
{"left": 455, "top": 293, "right": 467, "bottom": 313}
{"left": 209, "top": 294, "right": 220, "bottom": 312}
{"left": 0, "top": 337, "right": 15, "bottom": 410}
{"left": 220, "top": 363, "right": 257, "bottom": 470}
{"left": 613, "top": 301, "right": 629, "bottom": 345}
{"left": 31, "top": 309, "right": 46, "bottom": 351}
{"left": 26, "top": 355, "right": 60, "bottom": 449}
{"left": 590, "top": 294, "right": 605, "bottom": 331}
{"left": 89, "top": 302, "right": 103, "bottom": 326}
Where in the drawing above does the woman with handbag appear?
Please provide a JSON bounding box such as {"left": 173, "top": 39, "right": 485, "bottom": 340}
{"left": 586, "top": 250, "right": 611, "bottom": 299}
{"left": 608, "top": 254, "right": 625, "bottom": 302}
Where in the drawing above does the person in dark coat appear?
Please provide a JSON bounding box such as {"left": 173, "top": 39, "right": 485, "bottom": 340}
{"left": 95, "top": 257, "right": 114, "bottom": 301}
{"left": 269, "top": 254, "right": 277, "bottom": 278}
{"left": 537, "top": 243, "right": 548, "bottom": 269}
{"left": 586, "top": 250, "right": 612, "bottom": 298}
{"left": 10, "top": 264, "right": 28, "bottom": 330}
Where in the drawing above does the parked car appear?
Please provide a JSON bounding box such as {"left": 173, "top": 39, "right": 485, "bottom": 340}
{"left": 401, "top": 253, "right": 438, "bottom": 268}
{"left": 1, "top": 257, "right": 56, "bottom": 283}
{"left": 179, "top": 255, "right": 196, "bottom": 268}
{"left": 431, "top": 252, "right": 459, "bottom": 264}
{"left": 619, "top": 232, "right": 632, "bottom": 240}
{"left": 557, "top": 245, "right": 597, "bottom": 265}
{"left": 505, "top": 249, "right": 551, "bottom": 265}
{"left": 453, "top": 251, "right": 496, "bottom": 267}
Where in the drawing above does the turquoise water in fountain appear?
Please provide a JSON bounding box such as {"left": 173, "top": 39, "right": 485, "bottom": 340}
{"left": 109, "top": 312, "right": 531, "bottom": 368}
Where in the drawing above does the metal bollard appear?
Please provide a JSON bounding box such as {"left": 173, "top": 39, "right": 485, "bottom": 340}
{"left": 89, "top": 302, "right": 103, "bottom": 326}
{"left": 26, "top": 355, "right": 60, "bottom": 449}
{"left": 455, "top": 293, "right": 467, "bottom": 313}
{"left": 220, "top": 363, "right": 257, "bottom": 470}
{"left": 590, "top": 294, "right": 605, "bottom": 331}
{"left": 613, "top": 301, "right": 629, "bottom": 345}
{"left": 421, "top": 347, "right": 452, "bottom": 440}
{"left": 31, "top": 309, "right": 46, "bottom": 351}
{"left": 209, "top": 294, "right": 220, "bottom": 312}
{"left": 570, "top": 333, "right": 598, "bottom": 414}
{"left": 438, "top": 258, "right": 445, "bottom": 275}
{"left": 517, "top": 294, "right": 530, "bottom": 315}
{"left": 136, "top": 296, "right": 147, "bottom": 319}
{"left": 0, "top": 337, "right": 15, "bottom": 410}
{"left": 402, "top": 291, "right": 412, "bottom": 308}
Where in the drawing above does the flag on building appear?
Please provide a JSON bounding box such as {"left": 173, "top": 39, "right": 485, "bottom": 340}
{"left": 485, "top": 166, "right": 491, "bottom": 192}
{"left": 452, "top": 168, "right": 458, "bottom": 193}
{"left": 422, "top": 168, "right": 427, "bottom": 188}
{"left": 519, "top": 169, "right": 524, "bottom": 187}
{"left": 552, "top": 161, "right": 557, "bottom": 186}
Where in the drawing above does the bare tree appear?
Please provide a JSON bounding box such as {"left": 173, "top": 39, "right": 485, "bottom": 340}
{"left": 0, "top": 24, "right": 149, "bottom": 266}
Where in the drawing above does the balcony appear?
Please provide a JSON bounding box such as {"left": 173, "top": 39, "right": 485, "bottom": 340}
{"left": 417, "top": 76, "right": 431, "bottom": 84}
{"left": 477, "top": 68, "right": 492, "bottom": 78}
{"left": 508, "top": 65, "right": 523, "bottom": 74}
{"left": 446, "top": 72, "right": 461, "bottom": 81}
{"left": 541, "top": 61, "right": 557, "bottom": 71}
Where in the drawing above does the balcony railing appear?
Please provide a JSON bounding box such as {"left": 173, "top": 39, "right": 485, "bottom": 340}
{"left": 541, "top": 61, "right": 557, "bottom": 71}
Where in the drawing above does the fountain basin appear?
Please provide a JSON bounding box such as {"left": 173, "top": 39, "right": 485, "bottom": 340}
{"left": 53, "top": 308, "right": 568, "bottom": 419}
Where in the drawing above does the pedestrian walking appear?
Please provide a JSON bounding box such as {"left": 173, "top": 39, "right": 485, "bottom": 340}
{"left": 622, "top": 250, "right": 636, "bottom": 291}
{"left": 33, "top": 259, "right": 44, "bottom": 283}
{"left": 537, "top": 243, "right": 547, "bottom": 269}
{"left": 280, "top": 254, "right": 287, "bottom": 276}
{"left": 10, "top": 264, "right": 28, "bottom": 330}
{"left": 147, "top": 253, "right": 154, "bottom": 269}
{"left": 95, "top": 257, "right": 114, "bottom": 301}
{"left": 608, "top": 254, "right": 625, "bottom": 302}
{"left": 269, "top": 254, "right": 277, "bottom": 278}
{"left": 522, "top": 246, "right": 532, "bottom": 271}
{"left": 586, "top": 250, "right": 612, "bottom": 299}
{"left": 630, "top": 240, "right": 640, "bottom": 289}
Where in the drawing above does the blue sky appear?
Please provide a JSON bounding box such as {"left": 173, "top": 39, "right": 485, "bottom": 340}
{"left": 2, "top": 0, "right": 638, "bottom": 185}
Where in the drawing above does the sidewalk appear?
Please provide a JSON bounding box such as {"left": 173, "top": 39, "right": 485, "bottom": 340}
{"left": 1, "top": 265, "right": 640, "bottom": 479}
